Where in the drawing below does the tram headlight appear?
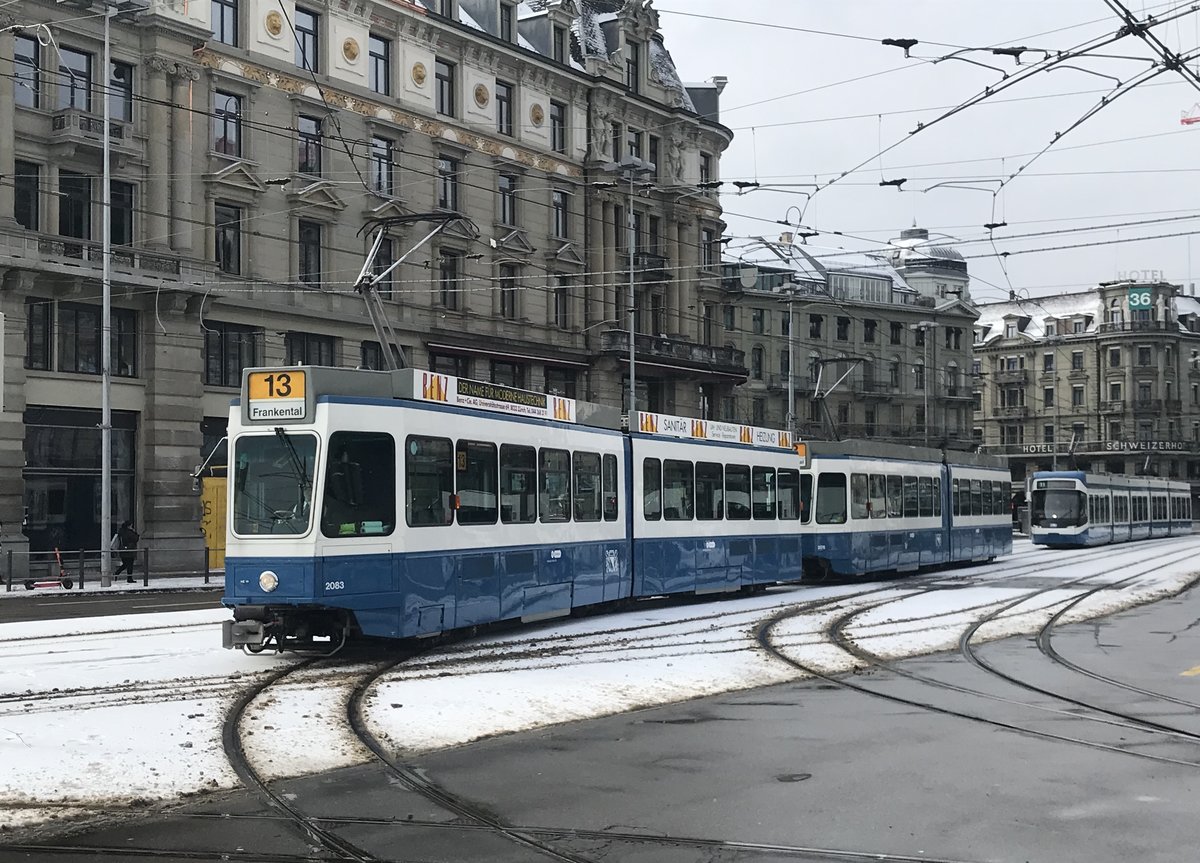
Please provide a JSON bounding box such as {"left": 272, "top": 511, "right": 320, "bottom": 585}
{"left": 258, "top": 571, "right": 279, "bottom": 593}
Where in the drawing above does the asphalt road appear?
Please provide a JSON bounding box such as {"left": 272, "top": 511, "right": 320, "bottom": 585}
{"left": 6, "top": 585, "right": 1200, "bottom": 863}
{"left": 0, "top": 590, "right": 224, "bottom": 624}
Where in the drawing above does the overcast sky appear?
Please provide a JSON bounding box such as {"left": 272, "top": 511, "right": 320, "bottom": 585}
{"left": 658, "top": 1, "right": 1200, "bottom": 303}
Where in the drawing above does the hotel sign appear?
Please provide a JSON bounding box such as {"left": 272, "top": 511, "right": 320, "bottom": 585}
{"left": 1006, "top": 440, "right": 1191, "bottom": 456}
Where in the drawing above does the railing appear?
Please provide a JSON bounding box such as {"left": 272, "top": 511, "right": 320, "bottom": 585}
{"left": 1132, "top": 399, "right": 1163, "bottom": 413}
{"left": 1100, "top": 400, "right": 1125, "bottom": 414}
{"left": 599, "top": 329, "right": 746, "bottom": 372}
{"left": 994, "top": 369, "right": 1028, "bottom": 384}
{"left": 51, "top": 108, "right": 132, "bottom": 144}
{"left": 35, "top": 236, "right": 183, "bottom": 275}
{"left": 1097, "top": 320, "right": 1170, "bottom": 333}
{"left": 992, "top": 405, "right": 1029, "bottom": 418}
{"left": 767, "top": 373, "right": 815, "bottom": 393}
{"left": 631, "top": 251, "right": 670, "bottom": 280}
{"left": 4, "top": 544, "right": 220, "bottom": 593}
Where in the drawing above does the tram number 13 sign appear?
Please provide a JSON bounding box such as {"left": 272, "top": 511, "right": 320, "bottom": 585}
{"left": 247, "top": 370, "right": 308, "bottom": 421}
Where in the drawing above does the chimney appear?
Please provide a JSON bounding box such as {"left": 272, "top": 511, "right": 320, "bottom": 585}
{"left": 711, "top": 75, "right": 728, "bottom": 95}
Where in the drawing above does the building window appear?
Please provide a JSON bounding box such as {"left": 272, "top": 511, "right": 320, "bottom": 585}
{"left": 439, "top": 249, "right": 461, "bottom": 309}
{"left": 499, "top": 263, "right": 519, "bottom": 319}
{"left": 546, "top": 189, "right": 569, "bottom": 238}
{"left": 545, "top": 366, "right": 575, "bottom": 397}
{"left": 1138, "top": 381, "right": 1152, "bottom": 401}
{"left": 1071, "top": 351, "right": 1084, "bottom": 370}
{"left": 370, "top": 136, "right": 394, "bottom": 195}
{"left": 863, "top": 319, "right": 876, "bottom": 343}
{"left": 752, "top": 399, "right": 766, "bottom": 427}
{"left": 298, "top": 114, "right": 322, "bottom": 175}
{"left": 25, "top": 298, "right": 51, "bottom": 370}
{"left": 14, "top": 34, "right": 39, "bottom": 108}
{"left": 435, "top": 59, "right": 455, "bottom": 116}
{"left": 297, "top": 220, "right": 322, "bottom": 285}
{"left": 626, "top": 127, "right": 644, "bottom": 160}
{"left": 626, "top": 38, "right": 640, "bottom": 92}
{"left": 371, "top": 236, "right": 395, "bottom": 298}
{"left": 498, "top": 173, "right": 518, "bottom": 226}
{"left": 57, "top": 47, "right": 91, "bottom": 112}
{"left": 285, "top": 331, "right": 335, "bottom": 366}
{"left": 294, "top": 8, "right": 320, "bottom": 72}
{"left": 890, "top": 322, "right": 902, "bottom": 344}
{"left": 1110, "top": 382, "right": 1122, "bottom": 401}
{"left": 611, "top": 122, "right": 623, "bottom": 161}
{"left": 499, "top": 2, "right": 514, "bottom": 41}
{"left": 1072, "top": 385, "right": 1085, "bottom": 407}
{"left": 1043, "top": 424, "right": 1055, "bottom": 444}
{"left": 914, "top": 363, "right": 925, "bottom": 391}
{"left": 214, "top": 203, "right": 242, "bottom": 275}
{"left": 1042, "top": 352, "right": 1054, "bottom": 372}
{"left": 1073, "top": 319, "right": 1085, "bottom": 334}
{"left": 723, "top": 305, "right": 735, "bottom": 330}
{"left": 1110, "top": 348, "right": 1121, "bottom": 367}
{"left": 1043, "top": 387, "right": 1054, "bottom": 408}
{"left": 107, "top": 60, "right": 134, "bottom": 122}
{"left": 751, "top": 346, "right": 763, "bottom": 380}
{"left": 361, "top": 341, "right": 404, "bottom": 371}
{"left": 701, "top": 228, "right": 717, "bottom": 270}
{"left": 212, "top": 0, "right": 238, "bottom": 45}
{"left": 369, "top": 35, "right": 391, "bottom": 95}
{"left": 58, "top": 303, "right": 138, "bottom": 377}
{"left": 491, "top": 360, "right": 524, "bottom": 388}
{"left": 550, "top": 100, "right": 566, "bottom": 153}
{"left": 110, "top": 181, "right": 134, "bottom": 246}
{"left": 552, "top": 25, "right": 567, "bottom": 63}
{"left": 430, "top": 352, "right": 469, "bottom": 377}
{"left": 914, "top": 327, "right": 926, "bottom": 348}
{"left": 836, "top": 317, "right": 850, "bottom": 341}
{"left": 213, "top": 91, "right": 242, "bottom": 157}
{"left": 752, "top": 308, "right": 765, "bottom": 335}
{"left": 553, "top": 276, "right": 571, "bottom": 329}
{"left": 436, "top": 155, "right": 458, "bottom": 210}
{"left": 58, "top": 170, "right": 91, "bottom": 244}
{"left": 810, "top": 314, "right": 823, "bottom": 339}
{"left": 1138, "top": 346, "right": 1152, "bottom": 366}
{"left": 204, "top": 322, "right": 259, "bottom": 387}
{"left": 496, "top": 80, "right": 514, "bottom": 136}
{"left": 14, "top": 161, "right": 39, "bottom": 230}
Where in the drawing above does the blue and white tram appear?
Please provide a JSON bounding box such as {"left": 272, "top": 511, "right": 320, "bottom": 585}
{"left": 221, "top": 366, "right": 1016, "bottom": 652}
{"left": 1028, "top": 470, "right": 1192, "bottom": 547}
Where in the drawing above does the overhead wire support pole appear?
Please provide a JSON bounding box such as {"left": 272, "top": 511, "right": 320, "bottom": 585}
{"left": 101, "top": 1, "right": 113, "bottom": 584}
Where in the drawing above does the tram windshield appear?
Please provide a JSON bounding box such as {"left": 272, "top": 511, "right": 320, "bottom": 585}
{"left": 1031, "top": 488, "right": 1087, "bottom": 528}
{"left": 232, "top": 431, "right": 317, "bottom": 535}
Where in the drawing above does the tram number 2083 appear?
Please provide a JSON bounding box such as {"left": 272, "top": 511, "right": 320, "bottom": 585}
{"left": 324, "top": 581, "right": 346, "bottom": 591}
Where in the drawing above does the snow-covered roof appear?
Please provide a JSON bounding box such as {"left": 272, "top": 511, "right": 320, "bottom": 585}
{"left": 976, "top": 291, "right": 1102, "bottom": 345}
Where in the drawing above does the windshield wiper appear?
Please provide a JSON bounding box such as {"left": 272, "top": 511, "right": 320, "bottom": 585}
{"left": 274, "top": 427, "right": 312, "bottom": 495}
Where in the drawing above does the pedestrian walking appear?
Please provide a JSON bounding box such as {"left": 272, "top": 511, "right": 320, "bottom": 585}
{"left": 113, "top": 521, "right": 140, "bottom": 583}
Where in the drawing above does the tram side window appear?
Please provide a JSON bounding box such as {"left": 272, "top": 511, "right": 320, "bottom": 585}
{"left": 500, "top": 444, "right": 537, "bottom": 524}
{"left": 933, "top": 477, "right": 942, "bottom": 516}
{"left": 800, "top": 474, "right": 814, "bottom": 524}
{"left": 321, "top": 431, "right": 396, "bottom": 537}
{"left": 815, "top": 472, "right": 847, "bottom": 524}
{"left": 917, "top": 477, "right": 932, "bottom": 518}
{"left": 850, "top": 473, "right": 869, "bottom": 520}
{"left": 539, "top": 448, "right": 571, "bottom": 523}
{"left": 663, "top": 459, "right": 695, "bottom": 520}
{"left": 777, "top": 469, "right": 800, "bottom": 520}
{"left": 951, "top": 479, "right": 960, "bottom": 517}
{"left": 456, "top": 440, "right": 498, "bottom": 525}
{"left": 602, "top": 454, "right": 619, "bottom": 522}
{"left": 753, "top": 467, "right": 777, "bottom": 520}
{"left": 970, "top": 479, "right": 983, "bottom": 516}
{"left": 869, "top": 475, "right": 887, "bottom": 519}
{"left": 902, "top": 476, "right": 918, "bottom": 518}
{"left": 573, "top": 451, "right": 602, "bottom": 522}
{"left": 405, "top": 435, "right": 454, "bottom": 527}
{"left": 886, "top": 475, "right": 903, "bottom": 518}
{"left": 643, "top": 457, "right": 662, "bottom": 521}
{"left": 696, "top": 462, "right": 725, "bottom": 520}
{"left": 726, "top": 464, "right": 751, "bottom": 520}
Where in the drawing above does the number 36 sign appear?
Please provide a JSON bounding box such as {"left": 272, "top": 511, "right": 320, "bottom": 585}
{"left": 1128, "top": 286, "right": 1153, "bottom": 309}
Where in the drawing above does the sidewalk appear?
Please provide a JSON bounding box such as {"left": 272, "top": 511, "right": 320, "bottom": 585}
{"left": 0, "top": 573, "right": 224, "bottom": 599}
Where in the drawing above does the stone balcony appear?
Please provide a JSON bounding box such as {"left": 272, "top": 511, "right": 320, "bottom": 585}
{"left": 1132, "top": 398, "right": 1163, "bottom": 413}
{"left": 994, "top": 369, "right": 1028, "bottom": 384}
{"left": 50, "top": 108, "right": 138, "bottom": 160}
{"left": 1100, "top": 399, "right": 1125, "bottom": 414}
{"left": 992, "top": 405, "right": 1030, "bottom": 418}
{"left": 599, "top": 329, "right": 746, "bottom": 379}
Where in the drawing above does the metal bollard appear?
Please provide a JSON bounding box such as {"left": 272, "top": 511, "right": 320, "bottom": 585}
{"left": 77, "top": 549, "right": 85, "bottom": 589}
{"left": 203, "top": 546, "right": 210, "bottom": 585}
{"left": 142, "top": 546, "right": 149, "bottom": 587}
{"left": 5, "top": 549, "right": 11, "bottom": 592}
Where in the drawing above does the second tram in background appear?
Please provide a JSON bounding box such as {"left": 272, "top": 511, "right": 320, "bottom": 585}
{"left": 1028, "top": 470, "right": 1192, "bottom": 547}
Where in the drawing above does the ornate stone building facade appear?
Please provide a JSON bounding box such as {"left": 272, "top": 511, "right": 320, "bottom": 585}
{"left": 0, "top": 0, "right": 734, "bottom": 565}
{"left": 720, "top": 231, "right": 979, "bottom": 447}
{"left": 972, "top": 281, "right": 1200, "bottom": 499}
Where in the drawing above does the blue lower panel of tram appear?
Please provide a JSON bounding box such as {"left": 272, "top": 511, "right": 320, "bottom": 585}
{"left": 632, "top": 534, "right": 804, "bottom": 596}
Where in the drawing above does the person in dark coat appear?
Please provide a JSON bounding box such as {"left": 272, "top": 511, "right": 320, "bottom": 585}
{"left": 113, "top": 521, "right": 139, "bottom": 582}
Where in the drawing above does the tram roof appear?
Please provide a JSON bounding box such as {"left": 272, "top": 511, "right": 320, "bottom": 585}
{"left": 804, "top": 439, "right": 1008, "bottom": 470}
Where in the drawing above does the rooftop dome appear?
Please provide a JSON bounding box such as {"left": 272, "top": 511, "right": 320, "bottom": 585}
{"left": 890, "top": 227, "right": 966, "bottom": 270}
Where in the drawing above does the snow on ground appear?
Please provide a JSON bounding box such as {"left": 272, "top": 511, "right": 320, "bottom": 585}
{"left": 1, "top": 537, "right": 1198, "bottom": 833}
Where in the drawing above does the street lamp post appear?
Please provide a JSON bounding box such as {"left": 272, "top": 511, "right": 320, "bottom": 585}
{"left": 600, "top": 157, "right": 654, "bottom": 425}
{"left": 912, "top": 320, "right": 935, "bottom": 447}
